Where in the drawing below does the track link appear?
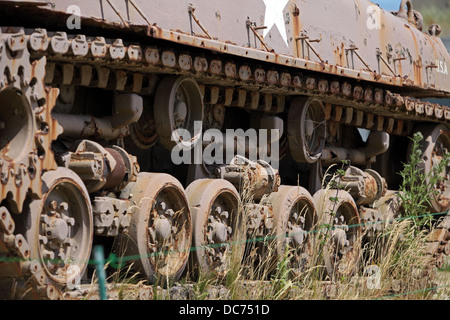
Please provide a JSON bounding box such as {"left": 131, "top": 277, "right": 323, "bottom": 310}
{"left": 16, "top": 27, "right": 450, "bottom": 136}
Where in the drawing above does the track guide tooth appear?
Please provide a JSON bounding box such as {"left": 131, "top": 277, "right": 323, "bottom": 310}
{"left": 0, "top": 206, "right": 14, "bottom": 235}
{"left": 238, "top": 65, "right": 251, "bottom": 81}
{"left": 89, "top": 36, "right": 107, "bottom": 59}
{"left": 50, "top": 32, "right": 69, "bottom": 55}
{"left": 267, "top": 70, "right": 279, "bottom": 85}
{"left": 144, "top": 46, "right": 160, "bottom": 65}
{"left": 425, "top": 102, "right": 434, "bottom": 117}
{"left": 342, "top": 81, "right": 352, "bottom": 97}
{"left": 6, "top": 30, "right": 26, "bottom": 52}
{"left": 210, "top": 59, "right": 222, "bottom": 75}
{"left": 127, "top": 44, "right": 143, "bottom": 62}
{"left": 70, "top": 34, "right": 89, "bottom": 57}
{"left": 28, "top": 28, "right": 49, "bottom": 52}
{"left": 109, "top": 39, "right": 126, "bottom": 60}
{"left": 194, "top": 55, "right": 208, "bottom": 73}
{"left": 305, "top": 77, "right": 316, "bottom": 91}
{"left": 224, "top": 61, "right": 237, "bottom": 78}
{"left": 415, "top": 102, "right": 425, "bottom": 114}
{"left": 445, "top": 109, "right": 450, "bottom": 120}
{"left": 280, "top": 72, "right": 292, "bottom": 87}
{"left": 161, "top": 49, "right": 177, "bottom": 68}
{"left": 434, "top": 104, "right": 444, "bottom": 119}
{"left": 178, "top": 53, "right": 192, "bottom": 71}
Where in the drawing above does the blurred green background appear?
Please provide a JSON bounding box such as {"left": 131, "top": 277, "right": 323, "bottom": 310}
{"left": 413, "top": 0, "right": 450, "bottom": 40}
{"left": 412, "top": 0, "right": 450, "bottom": 105}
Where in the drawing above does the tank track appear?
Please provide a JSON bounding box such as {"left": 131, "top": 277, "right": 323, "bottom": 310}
{"left": 426, "top": 215, "right": 450, "bottom": 270}
{"left": 0, "top": 27, "right": 449, "bottom": 299}
{"left": 30, "top": 28, "right": 450, "bottom": 137}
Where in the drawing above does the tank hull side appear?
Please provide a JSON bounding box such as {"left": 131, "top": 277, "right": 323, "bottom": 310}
{"left": 0, "top": 0, "right": 448, "bottom": 95}
{"left": 285, "top": 0, "right": 450, "bottom": 95}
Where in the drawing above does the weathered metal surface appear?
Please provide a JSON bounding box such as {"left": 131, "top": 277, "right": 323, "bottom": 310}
{"left": 219, "top": 155, "right": 281, "bottom": 200}
{"left": 92, "top": 196, "right": 131, "bottom": 236}
{"left": 337, "top": 166, "right": 387, "bottom": 206}
{"left": 24, "top": 168, "right": 93, "bottom": 293}
{"left": 153, "top": 76, "right": 204, "bottom": 150}
{"left": 263, "top": 185, "right": 318, "bottom": 278}
{"left": 313, "top": 188, "right": 361, "bottom": 278}
{"left": 0, "top": 30, "right": 62, "bottom": 214}
{"left": 0, "top": 0, "right": 449, "bottom": 300}
{"left": 285, "top": 0, "right": 449, "bottom": 93}
{"left": 185, "top": 178, "right": 241, "bottom": 276}
{"left": 288, "top": 96, "right": 326, "bottom": 163}
{"left": 36, "top": 0, "right": 266, "bottom": 49}
{"left": 115, "top": 173, "right": 192, "bottom": 284}
{"left": 0, "top": 168, "right": 93, "bottom": 300}
{"left": 1, "top": 0, "right": 449, "bottom": 95}
{"left": 61, "top": 140, "right": 138, "bottom": 193}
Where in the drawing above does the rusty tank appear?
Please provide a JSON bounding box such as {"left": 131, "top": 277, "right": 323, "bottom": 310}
{"left": 0, "top": 0, "right": 449, "bottom": 299}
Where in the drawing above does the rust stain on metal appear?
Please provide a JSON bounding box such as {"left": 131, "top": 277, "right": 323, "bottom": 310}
{"left": 1, "top": 0, "right": 450, "bottom": 299}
